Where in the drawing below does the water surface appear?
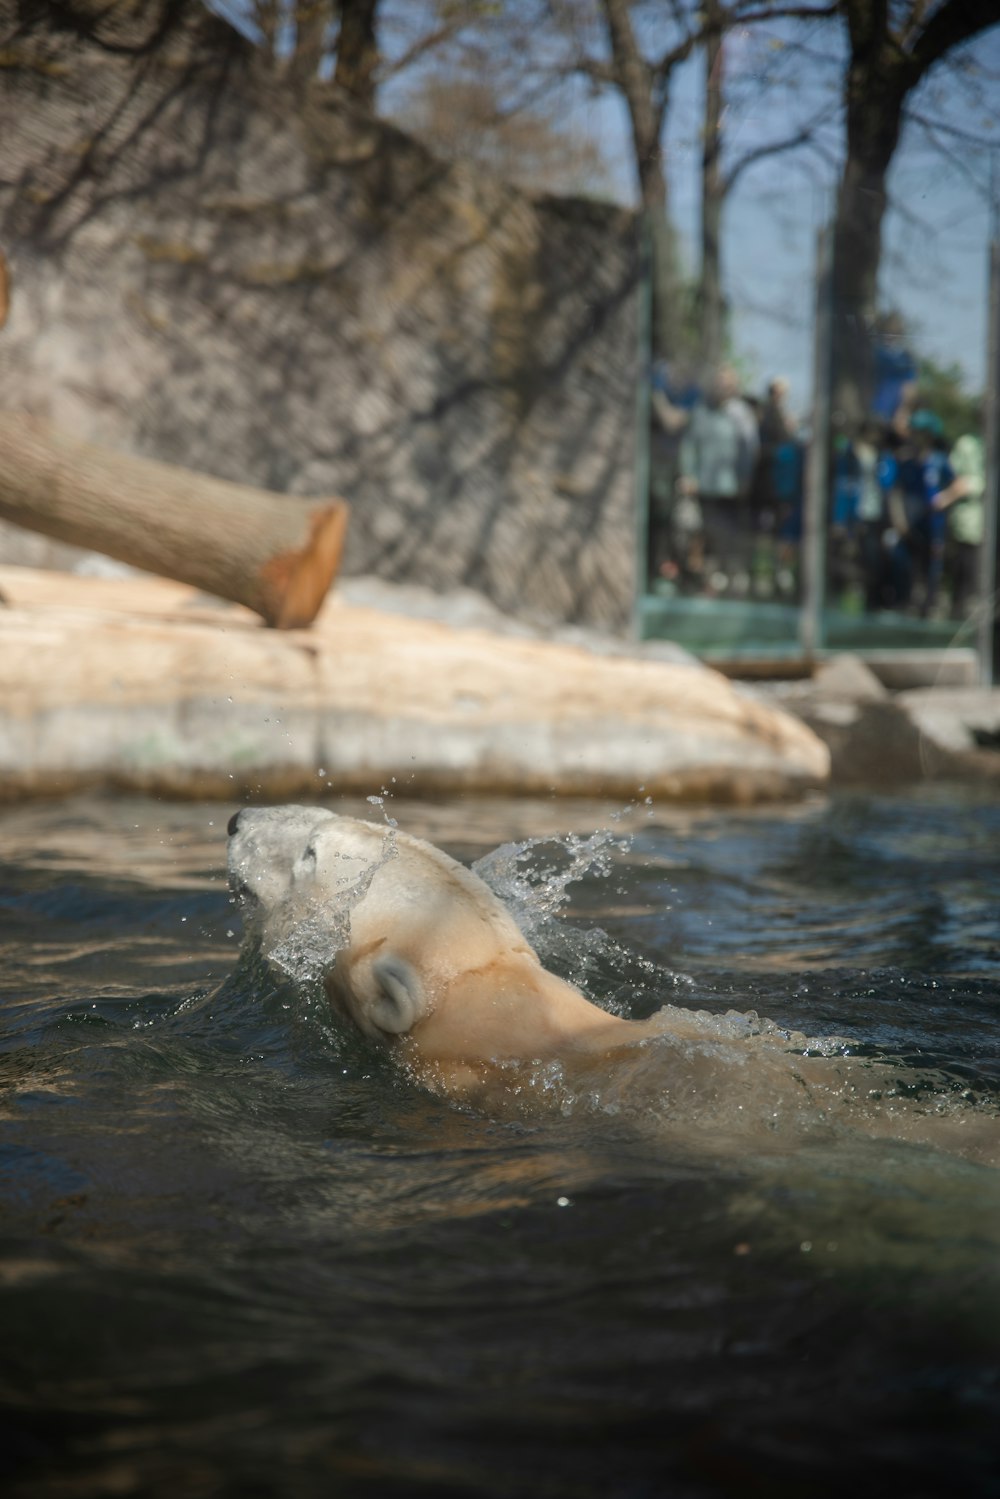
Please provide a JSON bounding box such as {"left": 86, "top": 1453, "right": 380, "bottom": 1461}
{"left": 2, "top": 790, "right": 999, "bottom": 1497}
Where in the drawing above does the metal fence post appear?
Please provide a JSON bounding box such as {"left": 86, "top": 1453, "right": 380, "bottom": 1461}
{"left": 633, "top": 217, "right": 653, "bottom": 641}
{"left": 801, "top": 222, "right": 831, "bottom": 662}
{"left": 979, "top": 235, "right": 1000, "bottom": 685}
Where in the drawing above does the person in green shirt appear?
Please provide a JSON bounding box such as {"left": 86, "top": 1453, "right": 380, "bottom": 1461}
{"left": 931, "top": 433, "right": 985, "bottom": 618}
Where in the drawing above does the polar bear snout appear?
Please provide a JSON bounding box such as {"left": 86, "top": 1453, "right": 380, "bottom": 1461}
{"left": 226, "top": 804, "right": 339, "bottom": 921}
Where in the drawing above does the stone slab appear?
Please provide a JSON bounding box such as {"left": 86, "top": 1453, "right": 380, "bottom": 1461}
{"left": 746, "top": 655, "right": 1000, "bottom": 787}
{"left": 0, "top": 567, "right": 829, "bottom": 803}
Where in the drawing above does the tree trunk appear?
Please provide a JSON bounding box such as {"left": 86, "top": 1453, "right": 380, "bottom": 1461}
{"left": 830, "top": 0, "right": 1000, "bottom": 425}
{"left": 698, "top": 4, "right": 725, "bottom": 372}
{"left": 829, "top": 0, "right": 913, "bottom": 428}
{"left": 829, "top": 73, "right": 905, "bottom": 428}
{"left": 601, "top": 0, "right": 679, "bottom": 355}
{"left": 0, "top": 415, "right": 349, "bottom": 629}
{"left": 333, "top": 0, "right": 379, "bottom": 110}
{"left": 251, "top": 0, "right": 282, "bottom": 65}
{"left": 287, "top": 0, "right": 334, "bottom": 92}
{"left": 642, "top": 167, "right": 681, "bottom": 358}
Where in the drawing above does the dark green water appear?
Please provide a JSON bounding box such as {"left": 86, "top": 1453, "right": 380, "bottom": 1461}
{"left": 2, "top": 790, "right": 1000, "bottom": 1498}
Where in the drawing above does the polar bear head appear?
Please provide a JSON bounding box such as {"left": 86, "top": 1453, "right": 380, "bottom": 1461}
{"left": 227, "top": 805, "right": 625, "bottom": 1093}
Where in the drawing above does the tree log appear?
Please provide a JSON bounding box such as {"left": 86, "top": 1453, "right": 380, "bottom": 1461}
{"left": 0, "top": 413, "right": 349, "bottom": 628}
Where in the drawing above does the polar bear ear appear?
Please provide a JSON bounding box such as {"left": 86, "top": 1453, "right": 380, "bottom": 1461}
{"left": 370, "top": 955, "right": 426, "bottom": 1035}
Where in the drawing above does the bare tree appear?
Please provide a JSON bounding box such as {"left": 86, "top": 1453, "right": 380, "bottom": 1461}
{"left": 244, "top": 0, "right": 495, "bottom": 106}
{"left": 331, "top": 0, "right": 378, "bottom": 106}
{"left": 544, "top": 1, "right": 701, "bottom": 355}
{"left": 397, "top": 69, "right": 613, "bottom": 197}
{"left": 252, "top": 0, "right": 376, "bottom": 99}
{"left": 557, "top": 1, "right": 839, "bottom": 362}
{"left": 218, "top": 0, "right": 998, "bottom": 400}
{"left": 699, "top": 0, "right": 726, "bottom": 368}
{"left": 830, "top": 0, "right": 1000, "bottom": 424}
{"left": 694, "top": 1, "right": 840, "bottom": 369}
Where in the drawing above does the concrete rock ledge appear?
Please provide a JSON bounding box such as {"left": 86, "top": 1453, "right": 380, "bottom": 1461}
{"left": 0, "top": 567, "right": 828, "bottom": 804}
{"left": 749, "top": 656, "right": 1000, "bottom": 788}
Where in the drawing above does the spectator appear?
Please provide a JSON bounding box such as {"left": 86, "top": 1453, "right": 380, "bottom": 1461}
{"left": 854, "top": 420, "right": 894, "bottom": 611}
{"left": 889, "top": 380, "right": 917, "bottom": 438}
{"left": 648, "top": 360, "right": 700, "bottom": 587}
{"left": 752, "top": 376, "right": 798, "bottom": 533}
{"left": 650, "top": 359, "right": 699, "bottom": 438}
{"left": 718, "top": 365, "right": 760, "bottom": 499}
{"left": 917, "top": 428, "right": 954, "bottom": 617}
{"left": 677, "top": 366, "right": 759, "bottom": 595}
{"left": 759, "top": 376, "right": 797, "bottom": 450}
{"left": 932, "top": 432, "right": 985, "bottom": 619}
{"left": 872, "top": 311, "right": 917, "bottom": 422}
{"left": 887, "top": 416, "right": 952, "bottom": 615}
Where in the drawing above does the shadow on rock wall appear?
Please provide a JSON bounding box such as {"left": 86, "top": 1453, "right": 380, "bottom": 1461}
{"left": 0, "top": 0, "right": 641, "bottom": 631}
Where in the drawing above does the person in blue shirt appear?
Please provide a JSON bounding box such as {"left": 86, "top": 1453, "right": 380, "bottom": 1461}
{"left": 853, "top": 420, "right": 895, "bottom": 612}
{"left": 919, "top": 431, "right": 955, "bottom": 617}
{"left": 872, "top": 311, "right": 917, "bottom": 422}
{"left": 891, "top": 415, "right": 952, "bottom": 615}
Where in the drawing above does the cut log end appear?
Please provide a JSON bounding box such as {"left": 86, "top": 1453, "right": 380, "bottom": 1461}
{"left": 0, "top": 412, "right": 351, "bottom": 627}
{"left": 258, "top": 500, "right": 350, "bottom": 629}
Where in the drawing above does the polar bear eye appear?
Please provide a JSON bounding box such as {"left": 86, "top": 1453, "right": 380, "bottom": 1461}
{"left": 291, "top": 843, "right": 319, "bottom": 883}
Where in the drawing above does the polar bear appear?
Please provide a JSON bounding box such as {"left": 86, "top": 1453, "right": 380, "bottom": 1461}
{"left": 227, "top": 804, "right": 663, "bottom": 1099}
{"left": 226, "top": 805, "right": 1000, "bottom": 1164}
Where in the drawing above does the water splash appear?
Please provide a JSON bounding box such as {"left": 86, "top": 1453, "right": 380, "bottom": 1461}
{"left": 366, "top": 793, "right": 399, "bottom": 829}
{"left": 267, "top": 829, "right": 400, "bottom": 986}
{"left": 473, "top": 826, "right": 657, "bottom": 1005}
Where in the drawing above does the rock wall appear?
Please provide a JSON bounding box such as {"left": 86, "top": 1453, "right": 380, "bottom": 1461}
{"left": 0, "top": 0, "right": 641, "bottom": 631}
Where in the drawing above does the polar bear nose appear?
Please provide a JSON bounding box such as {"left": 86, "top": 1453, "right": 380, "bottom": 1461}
{"left": 227, "top": 810, "right": 243, "bottom": 837}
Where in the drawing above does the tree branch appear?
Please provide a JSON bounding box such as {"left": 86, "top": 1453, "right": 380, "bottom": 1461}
{"left": 906, "top": 0, "right": 1000, "bottom": 83}
{"left": 722, "top": 104, "right": 840, "bottom": 193}
{"left": 906, "top": 110, "right": 994, "bottom": 197}
{"left": 36, "top": 0, "right": 190, "bottom": 57}
{"left": 905, "top": 103, "right": 1000, "bottom": 151}
{"left": 729, "top": 1, "right": 839, "bottom": 24}
{"left": 553, "top": 52, "right": 619, "bottom": 89}
{"left": 378, "top": 18, "right": 472, "bottom": 80}
{"left": 650, "top": 28, "right": 701, "bottom": 86}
